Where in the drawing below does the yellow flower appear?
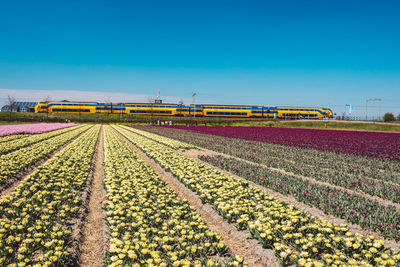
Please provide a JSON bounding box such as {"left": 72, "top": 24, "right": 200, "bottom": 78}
{"left": 128, "top": 250, "right": 137, "bottom": 259}
{"left": 279, "top": 251, "right": 288, "bottom": 258}
{"left": 369, "top": 247, "right": 378, "bottom": 254}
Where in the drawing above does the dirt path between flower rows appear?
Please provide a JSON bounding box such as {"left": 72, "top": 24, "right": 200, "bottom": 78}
{"left": 114, "top": 128, "right": 279, "bottom": 267}
{"left": 0, "top": 126, "right": 92, "bottom": 197}
{"left": 180, "top": 148, "right": 400, "bottom": 251}
{"left": 79, "top": 126, "right": 107, "bottom": 267}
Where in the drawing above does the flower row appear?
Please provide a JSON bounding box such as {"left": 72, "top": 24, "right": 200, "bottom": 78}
{"left": 0, "top": 124, "right": 83, "bottom": 156}
{"left": 115, "top": 125, "right": 400, "bottom": 266}
{"left": 0, "top": 123, "right": 78, "bottom": 137}
{"left": 162, "top": 125, "right": 400, "bottom": 161}
{"left": 0, "top": 125, "right": 100, "bottom": 266}
{"left": 121, "top": 125, "right": 195, "bottom": 150}
{"left": 0, "top": 125, "right": 91, "bottom": 186}
{"left": 200, "top": 154, "right": 400, "bottom": 241}
{"left": 103, "top": 126, "right": 244, "bottom": 266}
{"left": 0, "top": 134, "right": 28, "bottom": 144}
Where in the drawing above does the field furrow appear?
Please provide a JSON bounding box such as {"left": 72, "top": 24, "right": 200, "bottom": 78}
{"left": 80, "top": 126, "right": 107, "bottom": 266}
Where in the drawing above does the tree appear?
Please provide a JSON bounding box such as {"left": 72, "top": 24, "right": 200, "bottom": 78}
{"left": 383, "top": 112, "right": 395, "bottom": 122}
{"left": 7, "top": 95, "right": 15, "bottom": 121}
{"left": 397, "top": 113, "right": 400, "bottom": 121}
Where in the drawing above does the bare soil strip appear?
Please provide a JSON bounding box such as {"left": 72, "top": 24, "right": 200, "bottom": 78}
{"left": 0, "top": 126, "right": 92, "bottom": 197}
{"left": 79, "top": 126, "right": 107, "bottom": 267}
{"left": 114, "top": 128, "right": 278, "bottom": 267}
{"left": 67, "top": 126, "right": 102, "bottom": 266}
{"left": 182, "top": 148, "right": 400, "bottom": 251}
{"left": 182, "top": 148, "right": 400, "bottom": 210}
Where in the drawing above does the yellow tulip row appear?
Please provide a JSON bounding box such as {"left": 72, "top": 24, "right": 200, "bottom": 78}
{"left": 120, "top": 125, "right": 196, "bottom": 150}
{"left": 0, "top": 125, "right": 83, "bottom": 156}
{"left": 0, "top": 125, "right": 92, "bottom": 185}
{"left": 0, "top": 134, "right": 28, "bottom": 144}
{"left": 103, "top": 126, "right": 245, "bottom": 267}
{"left": 114, "top": 125, "right": 400, "bottom": 267}
{"left": 0, "top": 125, "right": 100, "bottom": 266}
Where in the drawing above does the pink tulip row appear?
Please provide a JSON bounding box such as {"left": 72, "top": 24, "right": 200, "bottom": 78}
{"left": 0, "top": 123, "right": 78, "bottom": 137}
{"left": 162, "top": 125, "right": 400, "bottom": 161}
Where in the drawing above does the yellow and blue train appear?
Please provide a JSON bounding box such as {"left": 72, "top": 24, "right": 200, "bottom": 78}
{"left": 35, "top": 101, "right": 333, "bottom": 119}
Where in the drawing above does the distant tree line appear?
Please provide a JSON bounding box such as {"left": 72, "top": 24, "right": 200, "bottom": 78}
{"left": 383, "top": 112, "right": 400, "bottom": 122}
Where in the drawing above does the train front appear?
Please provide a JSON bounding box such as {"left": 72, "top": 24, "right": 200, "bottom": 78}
{"left": 324, "top": 108, "right": 334, "bottom": 118}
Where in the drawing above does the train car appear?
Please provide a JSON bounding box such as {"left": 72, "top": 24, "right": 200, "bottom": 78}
{"left": 200, "top": 104, "right": 252, "bottom": 118}
{"left": 35, "top": 101, "right": 333, "bottom": 119}
{"left": 35, "top": 101, "right": 97, "bottom": 113}
{"left": 125, "top": 103, "right": 178, "bottom": 116}
{"left": 270, "top": 107, "right": 333, "bottom": 119}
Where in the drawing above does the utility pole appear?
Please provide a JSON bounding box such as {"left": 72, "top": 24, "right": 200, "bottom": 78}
{"left": 192, "top": 93, "right": 196, "bottom": 121}
{"left": 365, "top": 98, "right": 382, "bottom": 121}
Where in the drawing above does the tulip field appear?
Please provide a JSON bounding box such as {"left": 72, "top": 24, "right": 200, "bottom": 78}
{"left": 161, "top": 125, "right": 400, "bottom": 161}
{"left": 1, "top": 123, "right": 400, "bottom": 266}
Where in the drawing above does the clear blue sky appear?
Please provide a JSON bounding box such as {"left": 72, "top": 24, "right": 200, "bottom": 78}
{"left": 0, "top": 0, "right": 399, "bottom": 117}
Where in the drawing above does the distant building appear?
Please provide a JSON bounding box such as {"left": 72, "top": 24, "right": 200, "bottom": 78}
{"left": 1, "top": 102, "right": 38, "bottom": 112}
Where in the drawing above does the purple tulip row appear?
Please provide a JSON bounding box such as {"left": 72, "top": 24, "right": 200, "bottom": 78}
{"left": 0, "top": 123, "right": 78, "bottom": 137}
{"left": 162, "top": 125, "right": 400, "bottom": 161}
